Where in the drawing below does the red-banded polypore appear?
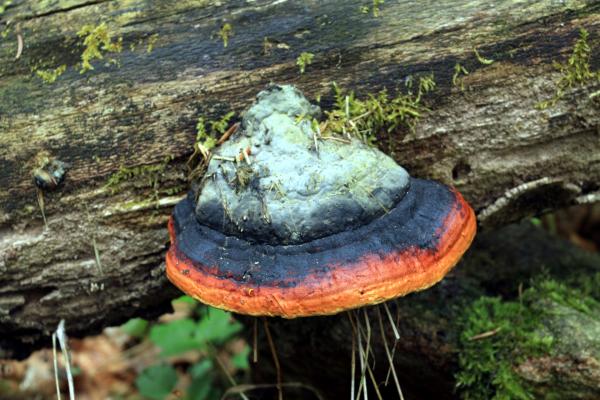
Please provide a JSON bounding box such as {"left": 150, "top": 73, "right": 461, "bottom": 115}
{"left": 166, "top": 85, "right": 476, "bottom": 318}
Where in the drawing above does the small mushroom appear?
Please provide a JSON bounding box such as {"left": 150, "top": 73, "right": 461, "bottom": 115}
{"left": 166, "top": 85, "right": 476, "bottom": 318}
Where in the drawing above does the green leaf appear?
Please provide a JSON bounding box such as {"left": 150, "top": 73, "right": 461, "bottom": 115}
{"left": 173, "top": 295, "right": 197, "bottom": 305}
{"left": 189, "top": 359, "right": 213, "bottom": 379}
{"left": 188, "top": 360, "right": 218, "bottom": 400}
{"left": 120, "top": 318, "right": 148, "bottom": 338}
{"left": 196, "top": 308, "right": 242, "bottom": 344}
{"left": 135, "top": 364, "right": 178, "bottom": 400}
{"left": 150, "top": 318, "right": 200, "bottom": 356}
{"left": 231, "top": 345, "right": 251, "bottom": 370}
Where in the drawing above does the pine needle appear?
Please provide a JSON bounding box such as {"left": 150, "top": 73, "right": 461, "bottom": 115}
{"left": 52, "top": 334, "right": 61, "bottom": 400}
{"left": 37, "top": 188, "right": 48, "bottom": 229}
{"left": 383, "top": 302, "right": 400, "bottom": 340}
{"left": 263, "top": 318, "right": 283, "bottom": 400}
{"left": 53, "top": 320, "right": 75, "bottom": 400}
{"left": 348, "top": 312, "right": 356, "bottom": 400}
{"left": 376, "top": 308, "right": 404, "bottom": 400}
{"left": 253, "top": 318, "right": 258, "bottom": 363}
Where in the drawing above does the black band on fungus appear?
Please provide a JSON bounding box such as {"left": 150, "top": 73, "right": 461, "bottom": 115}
{"left": 173, "top": 178, "right": 459, "bottom": 288}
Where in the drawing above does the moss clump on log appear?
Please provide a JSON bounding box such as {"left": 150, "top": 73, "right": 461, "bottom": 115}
{"left": 456, "top": 279, "right": 600, "bottom": 399}
{"left": 537, "top": 28, "right": 600, "bottom": 109}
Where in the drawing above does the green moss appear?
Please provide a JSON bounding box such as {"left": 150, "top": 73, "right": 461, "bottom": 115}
{"left": 474, "top": 47, "right": 494, "bottom": 65}
{"left": 187, "top": 111, "right": 236, "bottom": 180}
{"left": 452, "top": 63, "right": 469, "bottom": 90}
{"left": 565, "top": 271, "right": 600, "bottom": 301}
{"left": 372, "top": 0, "right": 384, "bottom": 17}
{"left": 0, "top": 0, "right": 12, "bottom": 14}
{"left": 104, "top": 156, "right": 173, "bottom": 197}
{"left": 114, "top": 10, "right": 143, "bottom": 26}
{"left": 218, "top": 23, "right": 233, "bottom": 48}
{"left": 360, "top": 0, "right": 384, "bottom": 17}
{"left": 77, "top": 22, "right": 123, "bottom": 73}
{"left": 456, "top": 279, "right": 598, "bottom": 400}
{"left": 193, "top": 111, "right": 235, "bottom": 152}
{"left": 232, "top": 164, "right": 255, "bottom": 192}
{"left": 535, "top": 278, "right": 600, "bottom": 314}
{"left": 146, "top": 33, "right": 160, "bottom": 53}
{"left": 321, "top": 75, "right": 435, "bottom": 145}
{"left": 35, "top": 64, "right": 67, "bottom": 84}
{"left": 296, "top": 52, "right": 314, "bottom": 74}
{"left": 537, "top": 28, "right": 599, "bottom": 109}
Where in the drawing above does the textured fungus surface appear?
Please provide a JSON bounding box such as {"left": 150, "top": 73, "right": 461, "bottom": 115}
{"left": 167, "top": 85, "right": 476, "bottom": 317}
{"left": 196, "top": 85, "right": 410, "bottom": 245}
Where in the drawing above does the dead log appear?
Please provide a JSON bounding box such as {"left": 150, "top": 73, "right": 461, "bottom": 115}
{"left": 0, "top": 0, "right": 599, "bottom": 372}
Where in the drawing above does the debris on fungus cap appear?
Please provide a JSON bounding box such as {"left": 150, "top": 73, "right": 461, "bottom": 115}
{"left": 166, "top": 85, "right": 476, "bottom": 318}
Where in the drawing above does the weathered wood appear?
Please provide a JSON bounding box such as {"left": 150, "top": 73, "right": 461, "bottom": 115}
{"left": 0, "top": 0, "right": 599, "bottom": 361}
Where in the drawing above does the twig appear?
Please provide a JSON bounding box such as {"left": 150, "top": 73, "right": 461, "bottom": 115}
{"left": 15, "top": 31, "right": 23, "bottom": 60}
{"left": 213, "top": 155, "right": 236, "bottom": 162}
{"left": 217, "top": 122, "right": 240, "bottom": 145}
{"left": 222, "top": 383, "right": 325, "bottom": 400}
{"left": 351, "top": 110, "right": 373, "bottom": 122}
{"left": 469, "top": 327, "right": 501, "bottom": 341}
{"left": 242, "top": 148, "right": 251, "bottom": 165}
{"left": 320, "top": 136, "right": 352, "bottom": 144}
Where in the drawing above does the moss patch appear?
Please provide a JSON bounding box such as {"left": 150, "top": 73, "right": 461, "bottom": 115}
{"left": 456, "top": 279, "right": 599, "bottom": 399}
{"left": 104, "top": 156, "right": 174, "bottom": 199}
{"left": 320, "top": 75, "right": 435, "bottom": 145}
{"left": 217, "top": 23, "right": 233, "bottom": 48}
{"left": 187, "top": 111, "right": 236, "bottom": 180}
{"left": 35, "top": 64, "right": 67, "bottom": 84}
{"left": 0, "top": 0, "right": 11, "bottom": 14}
{"left": 452, "top": 63, "right": 469, "bottom": 90}
{"left": 296, "top": 51, "right": 314, "bottom": 74}
{"left": 473, "top": 47, "right": 495, "bottom": 65}
{"left": 537, "top": 28, "right": 599, "bottom": 109}
{"left": 77, "top": 22, "right": 123, "bottom": 73}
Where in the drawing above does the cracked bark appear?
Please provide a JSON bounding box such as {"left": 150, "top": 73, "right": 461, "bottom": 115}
{"left": 0, "top": 1, "right": 599, "bottom": 396}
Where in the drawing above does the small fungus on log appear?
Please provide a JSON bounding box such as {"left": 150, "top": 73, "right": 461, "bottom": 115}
{"left": 166, "top": 85, "right": 476, "bottom": 318}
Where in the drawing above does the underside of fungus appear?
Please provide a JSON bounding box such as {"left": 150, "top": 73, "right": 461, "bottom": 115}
{"left": 166, "top": 85, "right": 476, "bottom": 318}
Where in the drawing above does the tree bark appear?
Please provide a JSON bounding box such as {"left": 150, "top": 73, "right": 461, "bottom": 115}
{"left": 0, "top": 0, "right": 599, "bottom": 368}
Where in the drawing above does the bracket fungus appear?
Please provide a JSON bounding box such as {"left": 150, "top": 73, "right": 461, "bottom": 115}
{"left": 166, "top": 85, "right": 476, "bottom": 318}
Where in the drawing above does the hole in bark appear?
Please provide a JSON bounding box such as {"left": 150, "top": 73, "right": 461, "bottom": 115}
{"left": 452, "top": 160, "right": 471, "bottom": 181}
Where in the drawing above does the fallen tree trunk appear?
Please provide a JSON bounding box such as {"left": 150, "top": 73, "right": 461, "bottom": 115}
{"left": 0, "top": 0, "right": 599, "bottom": 368}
